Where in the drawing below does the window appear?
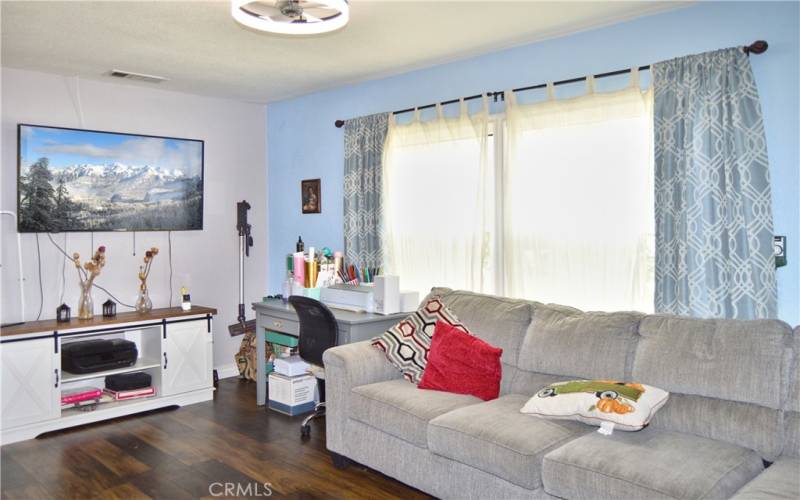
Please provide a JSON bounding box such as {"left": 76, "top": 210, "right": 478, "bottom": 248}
{"left": 504, "top": 86, "right": 655, "bottom": 311}
{"left": 382, "top": 106, "right": 495, "bottom": 297}
{"left": 383, "top": 84, "right": 655, "bottom": 312}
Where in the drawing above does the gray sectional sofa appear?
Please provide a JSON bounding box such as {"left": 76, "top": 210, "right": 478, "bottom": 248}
{"left": 322, "top": 288, "right": 800, "bottom": 499}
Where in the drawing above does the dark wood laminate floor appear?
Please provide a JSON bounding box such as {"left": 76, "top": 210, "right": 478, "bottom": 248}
{"left": 1, "top": 378, "right": 433, "bottom": 500}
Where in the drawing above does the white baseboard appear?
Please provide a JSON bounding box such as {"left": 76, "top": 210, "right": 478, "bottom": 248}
{"left": 215, "top": 363, "right": 241, "bottom": 380}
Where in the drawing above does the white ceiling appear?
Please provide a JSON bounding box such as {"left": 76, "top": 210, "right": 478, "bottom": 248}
{"left": 1, "top": 1, "right": 684, "bottom": 103}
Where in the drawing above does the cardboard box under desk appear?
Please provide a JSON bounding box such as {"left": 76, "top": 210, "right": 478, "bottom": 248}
{"left": 267, "top": 372, "right": 316, "bottom": 416}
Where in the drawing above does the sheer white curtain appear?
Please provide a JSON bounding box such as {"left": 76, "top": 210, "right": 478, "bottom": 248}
{"left": 504, "top": 73, "right": 655, "bottom": 311}
{"left": 382, "top": 98, "right": 494, "bottom": 297}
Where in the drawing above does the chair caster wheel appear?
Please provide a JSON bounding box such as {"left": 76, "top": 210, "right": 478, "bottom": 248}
{"left": 301, "top": 424, "right": 311, "bottom": 437}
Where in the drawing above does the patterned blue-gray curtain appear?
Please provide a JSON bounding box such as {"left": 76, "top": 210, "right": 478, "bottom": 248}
{"left": 653, "top": 47, "right": 777, "bottom": 319}
{"left": 343, "top": 113, "right": 389, "bottom": 269}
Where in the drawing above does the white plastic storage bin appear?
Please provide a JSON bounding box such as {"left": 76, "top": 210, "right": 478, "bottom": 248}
{"left": 273, "top": 355, "right": 310, "bottom": 377}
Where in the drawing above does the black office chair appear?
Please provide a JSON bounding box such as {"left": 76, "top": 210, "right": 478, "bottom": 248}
{"left": 288, "top": 295, "right": 339, "bottom": 438}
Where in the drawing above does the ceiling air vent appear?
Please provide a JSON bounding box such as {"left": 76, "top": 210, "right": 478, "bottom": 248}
{"left": 108, "top": 69, "right": 168, "bottom": 84}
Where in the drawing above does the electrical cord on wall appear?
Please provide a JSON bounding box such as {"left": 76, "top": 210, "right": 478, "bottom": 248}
{"left": 35, "top": 234, "right": 43, "bottom": 320}
{"left": 92, "top": 283, "right": 135, "bottom": 309}
{"left": 47, "top": 233, "right": 73, "bottom": 262}
{"left": 0, "top": 211, "right": 26, "bottom": 323}
{"left": 45, "top": 78, "right": 136, "bottom": 310}
{"left": 168, "top": 230, "right": 173, "bottom": 307}
{"left": 59, "top": 233, "right": 67, "bottom": 304}
{"left": 45, "top": 233, "right": 134, "bottom": 309}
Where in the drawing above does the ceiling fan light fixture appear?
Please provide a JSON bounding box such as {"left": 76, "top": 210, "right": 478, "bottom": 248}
{"left": 231, "top": 0, "right": 349, "bottom": 35}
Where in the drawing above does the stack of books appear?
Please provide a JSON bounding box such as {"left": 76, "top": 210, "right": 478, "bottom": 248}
{"left": 273, "top": 344, "right": 298, "bottom": 358}
{"left": 103, "top": 386, "right": 156, "bottom": 401}
{"left": 265, "top": 330, "right": 300, "bottom": 378}
{"left": 61, "top": 387, "right": 102, "bottom": 407}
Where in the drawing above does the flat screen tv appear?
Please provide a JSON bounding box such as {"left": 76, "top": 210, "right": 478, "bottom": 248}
{"left": 17, "top": 124, "right": 204, "bottom": 233}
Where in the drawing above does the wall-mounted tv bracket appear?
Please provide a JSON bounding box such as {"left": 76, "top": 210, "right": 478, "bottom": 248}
{"left": 774, "top": 236, "right": 787, "bottom": 268}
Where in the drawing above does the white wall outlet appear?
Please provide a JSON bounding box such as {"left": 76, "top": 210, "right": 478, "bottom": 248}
{"left": 774, "top": 236, "right": 787, "bottom": 268}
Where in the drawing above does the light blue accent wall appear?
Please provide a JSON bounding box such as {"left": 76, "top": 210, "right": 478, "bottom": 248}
{"left": 267, "top": 1, "right": 800, "bottom": 325}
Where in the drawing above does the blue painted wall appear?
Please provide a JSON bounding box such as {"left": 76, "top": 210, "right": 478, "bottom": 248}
{"left": 267, "top": 1, "right": 800, "bottom": 325}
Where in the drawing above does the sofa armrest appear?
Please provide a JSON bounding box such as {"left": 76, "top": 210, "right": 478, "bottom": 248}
{"left": 323, "top": 341, "right": 401, "bottom": 454}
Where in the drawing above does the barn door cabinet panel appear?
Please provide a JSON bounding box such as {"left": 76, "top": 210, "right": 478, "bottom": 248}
{"left": 0, "top": 337, "right": 60, "bottom": 429}
{"left": 162, "top": 319, "right": 214, "bottom": 396}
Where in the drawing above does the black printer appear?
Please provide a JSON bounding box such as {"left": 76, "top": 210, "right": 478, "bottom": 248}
{"left": 61, "top": 339, "right": 138, "bottom": 374}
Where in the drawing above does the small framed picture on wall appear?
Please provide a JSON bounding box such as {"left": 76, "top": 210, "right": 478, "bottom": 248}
{"left": 301, "top": 178, "right": 321, "bottom": 214}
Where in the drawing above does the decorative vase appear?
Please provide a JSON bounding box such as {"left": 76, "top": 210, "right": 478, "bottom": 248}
{"left": 135, "top": 286, "right": 153, "bottom": 313}
{"left": 78, "top": 281, "right": 94, "bottom": 320}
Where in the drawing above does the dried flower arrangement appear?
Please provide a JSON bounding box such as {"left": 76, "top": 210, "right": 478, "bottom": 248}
{"left": 73, "top": 246, "right": 106, "bottom": 319}
{"left": 135, "top": 247, "right": 159, "bottom": 313}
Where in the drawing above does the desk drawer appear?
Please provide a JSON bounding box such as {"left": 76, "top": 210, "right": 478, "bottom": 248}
{"left": 259, "top": 314, "right": 300, "bottom": 336}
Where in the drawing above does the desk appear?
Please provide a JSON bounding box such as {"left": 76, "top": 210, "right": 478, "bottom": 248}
{"left": 252, "top": 299, "right": 407, "bottom": 406}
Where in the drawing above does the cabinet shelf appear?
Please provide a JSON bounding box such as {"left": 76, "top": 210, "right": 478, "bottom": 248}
{"left": 61, "top": 393, "right": 157, "bottom": 418}
{"left": 61, "top": 358, "right": 161, "bottom": 383}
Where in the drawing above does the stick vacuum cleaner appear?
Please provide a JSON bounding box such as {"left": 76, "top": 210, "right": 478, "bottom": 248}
{"left": 228, "top": 200, "right": 256, "bottom": 337}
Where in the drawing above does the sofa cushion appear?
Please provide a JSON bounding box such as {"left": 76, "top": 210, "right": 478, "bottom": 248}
{"left": 427, "top": 394, "right": 591, "bottom": 490}
{"left": 784, "top": 327, "right": 800, "bottom": 458}
{"left": 786, "top": 413, "right": 800, "bottom": 460}
{"left": 634, "top": 315, "right": 791, "bottom": 409}
{"left": 508, "top": 370, "right": 581, "bottom": 397}
{"left": 517, "top": 305, "right": 642, "bottom": 381}
{"left": 731, "top": 458, "right": 800, "bottom": 500}
{"left": 648, "top": 393, "right": 783, "bottom": 462}
{"left": 430, "top": 287, "right": 532, "bottom": 368}
{"left": 789, "top": 326, "right": 800, "bottom": 413}
{"left": 350, "top": 378, "right": 480, "bottom": 448}
{"left": 632, "top": 315, "right": 792, "bottom": 460}
{"left": 542, "top": 428, "right": 764, "bottom": 500}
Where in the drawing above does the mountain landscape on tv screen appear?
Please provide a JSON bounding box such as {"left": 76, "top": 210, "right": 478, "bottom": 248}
{"left": 18, "top": 160, "right": 202, "bottom": 232}
{"left": 17, "top": 125, "right": 203, "bottom": 232}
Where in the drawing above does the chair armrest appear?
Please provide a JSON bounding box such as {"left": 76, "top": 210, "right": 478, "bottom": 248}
{"left": 323, "top": 341, "right": 401, "bottom": 454}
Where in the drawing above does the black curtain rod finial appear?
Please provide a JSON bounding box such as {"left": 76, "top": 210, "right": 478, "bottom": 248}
{"left": 745, "top": 40, "right": 768, "bottom": 55}
{"left": 335, "top": 119, "right": 345, "bottom": 128}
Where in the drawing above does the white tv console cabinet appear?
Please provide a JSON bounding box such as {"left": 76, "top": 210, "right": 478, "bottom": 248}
{"left": 0, "top": 306, "right": 216, "bottom": 445}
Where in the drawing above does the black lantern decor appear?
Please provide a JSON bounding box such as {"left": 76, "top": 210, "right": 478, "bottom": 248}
{"left": 56, "top": 303, "right": 71, "bottom": 322}
{"left": 102, "top": 299, "right": 117, "bottom": 318}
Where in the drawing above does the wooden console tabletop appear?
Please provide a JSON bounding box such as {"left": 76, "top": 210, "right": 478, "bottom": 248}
{"left": 1, "top": 306, "right": 217, "bottom": 337}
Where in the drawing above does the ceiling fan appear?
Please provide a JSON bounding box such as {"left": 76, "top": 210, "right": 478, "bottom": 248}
{"left": 231, "top": 0, "right": 350, "bottom": 35}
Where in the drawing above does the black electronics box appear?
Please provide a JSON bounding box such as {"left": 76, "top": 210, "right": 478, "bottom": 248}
{"left": 61, "top": 339, "right": 138, "bottom": 374}
{"left": 105, "top": 372, "right": 151, "bottom": 391}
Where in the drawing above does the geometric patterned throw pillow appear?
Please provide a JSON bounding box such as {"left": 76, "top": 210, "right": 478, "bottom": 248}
{"left": 371, "top": 297, "right": 471, "bottom": 383}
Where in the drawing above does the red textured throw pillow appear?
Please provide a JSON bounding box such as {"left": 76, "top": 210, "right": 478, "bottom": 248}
{"left": 419, "top": 320, "right": 503, "bottom": 401}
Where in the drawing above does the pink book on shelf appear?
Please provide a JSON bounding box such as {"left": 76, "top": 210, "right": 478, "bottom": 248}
{"left": 61, "top": 387, "right": 103, "bottom": 406}
{"left": 103, "top": 387, "right": 156, "bottom": 401}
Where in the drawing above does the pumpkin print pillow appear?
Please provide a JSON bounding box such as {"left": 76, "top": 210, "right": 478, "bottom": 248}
{"left": 520, "top": 380, "right": 669, "bottom": 431}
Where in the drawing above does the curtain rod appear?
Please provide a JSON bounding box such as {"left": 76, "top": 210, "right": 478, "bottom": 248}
{"left": 334, "top": 40, "right": 768, "bottom": 128}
